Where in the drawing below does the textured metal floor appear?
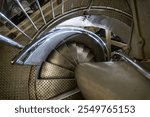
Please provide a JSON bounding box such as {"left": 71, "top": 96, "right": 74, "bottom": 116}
{"left": 0, "top": 38, "right": 31, "bottom": 100}
{"left": 0, "top": 0, "right": 144, "bottom": 100}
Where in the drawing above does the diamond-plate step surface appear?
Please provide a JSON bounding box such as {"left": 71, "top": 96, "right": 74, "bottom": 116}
{"left": 40, "top": 62, "right": 74, "bottom": 79}
{"left": 36, "top": 79, "right": 77, "bottom": 99}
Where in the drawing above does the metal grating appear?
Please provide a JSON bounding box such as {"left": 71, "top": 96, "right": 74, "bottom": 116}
{"left": 40, "top": 62, "right": 74, "bottom": 79}
{"left": 36, "top": 79, "right": 77, "bottom": 99}
{"left": 0, "top": 43, "right": 31, "bottom": 99}
{"left": 29, "top": 66, "right": 77, "bottom": 100}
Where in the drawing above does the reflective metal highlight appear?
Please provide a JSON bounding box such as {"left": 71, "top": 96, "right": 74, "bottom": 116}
{"left": 12, "top": 27, "right": 108, "bottom": 65}
{"left": 35, "top": 0, "right": 47, "bottom": 24}
{"left": 113, "top": 51, "right": 150, "bottom": 80}
{"left": 50, "top": 0, "right": 55, "bottom": 19}
{"left": 15, "top": 0, "right": 38, "bottom": 31}
{"left": 62, "top": 0, "right": 64, "bottom": 14}
{"left": 0, "top": 12, "right": 31, "bottom": 40}
{"left": 0, "top": 34, "right": 24, "bottom": 49}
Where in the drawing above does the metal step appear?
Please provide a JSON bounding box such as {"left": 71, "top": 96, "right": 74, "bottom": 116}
{"left": 64, "top": 43, "right": 77, "bottom": 65}
{"left": 40, "top": 62, "right": 74, "bottom": 79}
{"left": 51, "top": 88, "right": 81, "bottom": 100}
{"left": 76, "top": 44, "right": 95, "bottom": 63}
{"left": 76, "top": 44, "right": 85, "bottom": 63}
{"left": 86, "top": 53, "right": 95, "bottom": 62}
{"left": 82, "top": 47, "right": 94, "bottom": 62}
{"left": 36, "top": 79, "right": 77, "bottom": 100}
{"left": 62, "top": 92, "right": 84, "bottom": 100}
{"left": 82, "top": 47, "right": 90, "bottom": 58}
{"left": 57, "top": 44, "right": 76, "bottom": 65}
{"left": 47, "top": 50, "right": 75, "bottom": 71}
{"left": 67, "top": 43, "right": 78, "bottom": 64}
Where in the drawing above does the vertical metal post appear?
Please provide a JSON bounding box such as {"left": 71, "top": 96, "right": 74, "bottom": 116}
{"left": 87, "top": 0, "right": 93, "bottom": 12}
{"left": 0, "top": 12, "right": 31, "bottom": 40}
{"left": 81, "top": 0, "right": 85, "bottom": 7}
{"left": 0, "top": 34, "right": 24, "bottom": 49}
{"left": 62, "top": 0, "right": 64, "bottom": 14}
{"left": 50, "top": 0, "right": 55, "bottom": 19}
{"left": 35, "top": 0, "right": 47, "bottom": 24}
{"left": 106, "top": 29, "right": 112, "bottom": 59}
{"left": 15, "top": 0, "right": 38, "bottom": 31}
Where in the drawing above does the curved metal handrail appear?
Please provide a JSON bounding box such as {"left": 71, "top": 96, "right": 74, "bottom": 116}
{"left": 0, "top": 34, "right": 24, "bottom": 49}
{"left": 12, "top": 26, "right": 108, "bottom": 65}
{"left": 0, "top": 0, "right": 132, "bottom": 65}
{"left": 113, "top": 51, "right": 150, "bottom": 80}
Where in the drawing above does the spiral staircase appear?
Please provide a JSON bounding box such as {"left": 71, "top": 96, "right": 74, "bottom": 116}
{"left": 0, "top": 0, "right": 150, "bottom": 100}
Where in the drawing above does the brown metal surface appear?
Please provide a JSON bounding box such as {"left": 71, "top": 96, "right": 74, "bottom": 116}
{"left": 36, "top": 79, "right": 77, "bottom": 99}
{"left": 29, "top": 66, "right": 77, "bottom": 100}
{"left": 40, "top": 62, "right": 74, "bottom": 79}
{"left": 0, "top": 43, "right": 30, "bottom": 100}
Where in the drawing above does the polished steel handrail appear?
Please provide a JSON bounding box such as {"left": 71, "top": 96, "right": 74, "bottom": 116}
{"left": 113, "top": 51, "right": 150, "bottom": 80}
{"left": 0, "top": 34, "right": 24, "bottom": 49}
{"left": 15, "top": 0, "right": 38, "bottom": 31}
{"left": 50, "top": 0, "right": 55, "bottom": 19}
{"left": 61, "top": 0, "right": 64, "bottom": 14}
{"left": 35, "top": 0, "right": 47, "bottom": 25}
{"left": 0, "top": 12, "right": 31, "bottom": 40}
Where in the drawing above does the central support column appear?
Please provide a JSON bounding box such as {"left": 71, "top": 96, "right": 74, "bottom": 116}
{"left": 75, "top": 62, "right": 150, "bottom": 99}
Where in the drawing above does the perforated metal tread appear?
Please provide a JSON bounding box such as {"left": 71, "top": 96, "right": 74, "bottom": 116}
{"left": 36, "top": 79, "right": 77, "bottom": 99}
{"left": 0, "top": 38, "right": 30, "bottom": 100}
{"left": 40, "top": 62, "right": 74, "bottom": 79}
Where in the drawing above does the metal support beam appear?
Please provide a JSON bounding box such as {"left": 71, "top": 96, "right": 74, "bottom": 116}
{"left": 105, "top": 29, "right": 111, "bottom": 59}
{"left": 61, "top": 0, "right": 64, "bottom": 14}
{"left": 15, "top": 0, "right": 38, "bottom": 31}
{"left": 35, "top": 0, "right": 47, "bottom": 24}
{"left": 0, "top": 34, "right": 24, "bottom": 49}
{"left": 0, "top": 12, "right": 31, "bottom": 40}
{"left": 50, "top": 0, "right": 55, "bottom": 19}
{"left": 111, "top": 40, "right": 128, "bottom": 50}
